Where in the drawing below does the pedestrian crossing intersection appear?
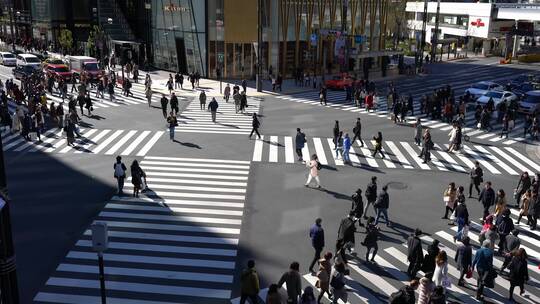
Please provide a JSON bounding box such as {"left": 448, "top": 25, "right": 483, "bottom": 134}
{"left": 1, "top": 128, "right": 163, "bottom": 156}
{"left": 33, "top": 156, "right": 251, "bottom": 304}
{"left": 175, "top": 98, "right": 262, "bottom": 135}
{"left": 273, "top": 67, "right": 532, "bottom": 145}
{"left": 237, "top": 207, "right": 540, "bottom": 304}
{"left": 251, "top": 135, "right": 540, "bottom": 175}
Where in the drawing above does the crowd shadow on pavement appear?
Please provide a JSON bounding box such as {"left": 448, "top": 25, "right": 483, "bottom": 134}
{"left": 172, "top": 139, "right": 201, "bottom": 149}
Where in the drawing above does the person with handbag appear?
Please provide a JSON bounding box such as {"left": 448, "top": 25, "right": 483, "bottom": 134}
{"left": 442, "top": 182, "right": 457, "bottom": 219}
{"left": 472, "top": 240, "right": 494, "bottom": 301}
{"left": 130, "top": 160, "right": 144, "bottom": 198}
{"left": 454, "top": 236, "right": 472, "bottom": 286}
{"left": 421, "top": 240, "right": 439, "bottom": 275}
{"left": 432, "top": 251, "right": 450, "bottom": 290}
{"left": 500, "top": 229, "right": 521, "bottom": 274}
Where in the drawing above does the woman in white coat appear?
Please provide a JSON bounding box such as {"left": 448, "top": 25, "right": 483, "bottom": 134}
{"left": 433, "top": 250, "right": 450, "bottom": 290}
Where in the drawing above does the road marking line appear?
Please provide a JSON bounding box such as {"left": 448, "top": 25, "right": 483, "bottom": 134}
{"left": 474, "top": 145, "right": 518, "bottom": 175}
{"left": 386, "top": 141, "right": 413, "bottom": 169}
{"left": 252, "top": 135, "right": 264, "bottom": 161}
{"left": 105, "top": 130, "right": 137, "bottom": 155}
{"left": 284, "top": 136, "right": 295, "bottom": 163}
{"left": 91, "top": 130, "right": 124, "bottom": 154}
{"left": 269, "top": 135, "right": 278, "bottom": 162}
{"left": 400, "top": 142, "right": 430, "bottom": 170}
{"left": 136, "top": 131, "right": 164, "bottom": 156}
{"left": 120, "top": 131, "right": 151, "bottom": 155}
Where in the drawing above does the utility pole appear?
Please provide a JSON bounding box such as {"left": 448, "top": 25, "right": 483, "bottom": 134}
{"left": 256, "top": 0, "right": 263, "bottom": 92}
{"left": 430, "top": 0, "right": 441, "bottom": 63}
{"left": 417, "top": 0, "right": 428, "bottom": 73}
{"left": 8, "top": 5, "right": 15, "bottom": 52}
{"left": 0, "top": 133, "right": 21, "bottom": 304}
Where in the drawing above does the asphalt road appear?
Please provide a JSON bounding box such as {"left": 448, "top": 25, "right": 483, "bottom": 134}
{"left": 1, "top": 59, "right": 539, "bottom": 304}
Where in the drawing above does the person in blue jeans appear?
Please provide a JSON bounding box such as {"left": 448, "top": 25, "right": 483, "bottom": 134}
{"left": 472, "top": 240, "right": 494, "bottom": 301}
{"left": 374, "top": 185, "right": 391, "bottom": 227}
{"left": 343, "top": 133, "right": 351, "bottom": 164}
{"left": 166, "top": 112, "right": 177, "bottom": 141}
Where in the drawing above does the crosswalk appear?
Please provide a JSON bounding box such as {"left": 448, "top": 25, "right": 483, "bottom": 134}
{"left": 0, "top": 71, "right": 189, "bottom": 115}
{"left": 175, "top": 98, "right": 262, "bottom": 135}
{"left": 251, "top": 135, "right": 540, "bottom": 175}
{"left": 33, "top": 156, "right": 250, "bottom": 304}
{"left": 239, "top": 207, "right": 540, "bottom": 304}
{"left": 1, "top": 128, "right": 163, "bottom": 156}
{"left": 274, "top": 66, "right": 533, "bottom": 145}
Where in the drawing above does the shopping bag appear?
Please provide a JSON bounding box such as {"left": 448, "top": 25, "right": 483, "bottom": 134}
{"left": 466, "top": 267, "right": 473, "bottom": 279}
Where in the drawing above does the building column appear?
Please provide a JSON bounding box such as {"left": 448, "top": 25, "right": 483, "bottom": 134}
{"left": 482, "top": 39, "right": 490, "bottom": 56}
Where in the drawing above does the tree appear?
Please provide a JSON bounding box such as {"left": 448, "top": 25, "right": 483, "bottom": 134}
{"left": 387, "top": 0, "right": 409, "bottom": 49}
{"left": 87, "top": 25, "right": 106, "bottom": 59}
{"left": 58, "top": 29, "right": 73, "bottom": 55}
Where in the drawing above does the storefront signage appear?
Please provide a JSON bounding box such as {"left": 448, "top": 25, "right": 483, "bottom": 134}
{"left": 471, "top": 18, "right": 485, "bottom": 28}
{"left": 164, "top": 4, "right": 189, "bottom": 12}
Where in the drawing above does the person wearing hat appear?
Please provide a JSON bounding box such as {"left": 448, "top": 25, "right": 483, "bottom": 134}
{"left": 472, "top": 240, "right": 494, "bottom": 300}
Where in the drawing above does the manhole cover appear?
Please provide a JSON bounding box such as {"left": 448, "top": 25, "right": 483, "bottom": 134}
{"left": 386, "top": 181, "right": 408, "bottom": 190}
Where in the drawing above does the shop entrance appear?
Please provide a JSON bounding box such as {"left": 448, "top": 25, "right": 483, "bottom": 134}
{"left": 175, "top": 38, "right": 188, "bottom": 74}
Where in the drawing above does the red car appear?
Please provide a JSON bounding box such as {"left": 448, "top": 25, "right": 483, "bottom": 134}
{"left": 45, "top": 64, "right": 73, "bottom": 81}
{"left": 324, "top": 74, "right": 362, "bottom": 90}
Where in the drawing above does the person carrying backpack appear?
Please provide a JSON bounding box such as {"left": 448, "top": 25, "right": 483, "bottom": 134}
{"left": 113, "top": 156, "right": 127, "bottom": 195}
{"left": 388, "top": 279, "right": 418, "bottom": 304}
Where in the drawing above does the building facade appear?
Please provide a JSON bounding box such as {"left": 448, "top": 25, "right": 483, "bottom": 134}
{"left": 406, "top": 1, "right": 539, "bottom": 57}
{"left": 151, "top": 0, "right": 391, "bottom": 79}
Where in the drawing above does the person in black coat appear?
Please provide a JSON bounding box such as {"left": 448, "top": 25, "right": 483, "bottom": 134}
{"left": 248, "top": 113, "right": 261, "bottom": 139}
{"left": 364, "top": 176, "right": 377, "bottom": 219}
{"left": 455, "top": 236, "right": 472, "bottom": 286}
{"left": 508, "top": 248, "right": 529, "bottom": 302}
{"left": 337, "top": 212, "right": 356, "bottom": 254}
{"left": 362, "top": 216, "right": 379, "bottom": 263}
{"left": 478, "top": 181, "right": 495, "bottom": 221}
{"left": 469, "top": 161, "right": 483, "bottom": 198}
{"left": 406, "top": 229, "right": 424, "bottom": 279}
{"left": 421, "top": 239, "right": 439, "bottom": 274}
{"left": 351, "top": 189, "right": 365, "bottom": 227}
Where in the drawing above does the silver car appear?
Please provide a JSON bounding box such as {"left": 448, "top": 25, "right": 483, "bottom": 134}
{"left": 518, "top": 91, "right": 540, "bottom": 115}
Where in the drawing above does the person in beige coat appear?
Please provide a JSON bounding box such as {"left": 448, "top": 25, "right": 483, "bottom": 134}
{"left": 516, "top": 189, "right": 531, "bottom": 225}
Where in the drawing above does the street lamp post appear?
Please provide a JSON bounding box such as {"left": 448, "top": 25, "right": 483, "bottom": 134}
{"left": 8, "top": 8, "right": 15, "bottom": 52}
{"left": 0, "top": 133, "right": 20, "bottom": 304}
{"left": 430, "top": 0, "right": 441, "bottom": 63}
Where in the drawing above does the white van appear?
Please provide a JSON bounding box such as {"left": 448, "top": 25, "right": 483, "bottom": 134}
{"left": 0, "top": 52, "right": 16, "bottom": 66}
{"left": 16, "top": 53, "right": 41, "bottom": 69}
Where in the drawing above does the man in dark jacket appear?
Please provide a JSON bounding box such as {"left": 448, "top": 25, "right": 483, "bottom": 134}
{"left": 295, "top": 128, "right": 306, "bottom": 162}
{"left": 337, "top": 212, "right": 356, "bottom": 254}
{"left": 374, "top": 185, "right": 390, "bottom": 226}
{"left": 495, "top": 208, "right": 514, "bottom": 254}
{"left": 478, "top": 181, "right": 495, "bottom": 221}
{"left": 208, "top": 97, "right": 219, "bottom": 122}
{"left": 170, "top": 93, "right": 179, "bottom": 116}
{"left": 469, "top": 161, "right": 483, "bottom": 198}
{"left": 364, "top": 176, "right": 377, "bottom": 219}
{"left": 308, "top": 218, "right": 324, "bottom": 273}
{"left": 500, "top": 229, "right": 520, "bottom": 273}
{"left": 240, "top": 260, "right": 260, "bottom": 304}
{"left": 352, "top": 117, "right": 364, "bottom": 147}
{"left": 160, "top": 94, "right": 169, "bottom": 118}
{"left": 406, "top": 229, "right": 424, "bottom": 279}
